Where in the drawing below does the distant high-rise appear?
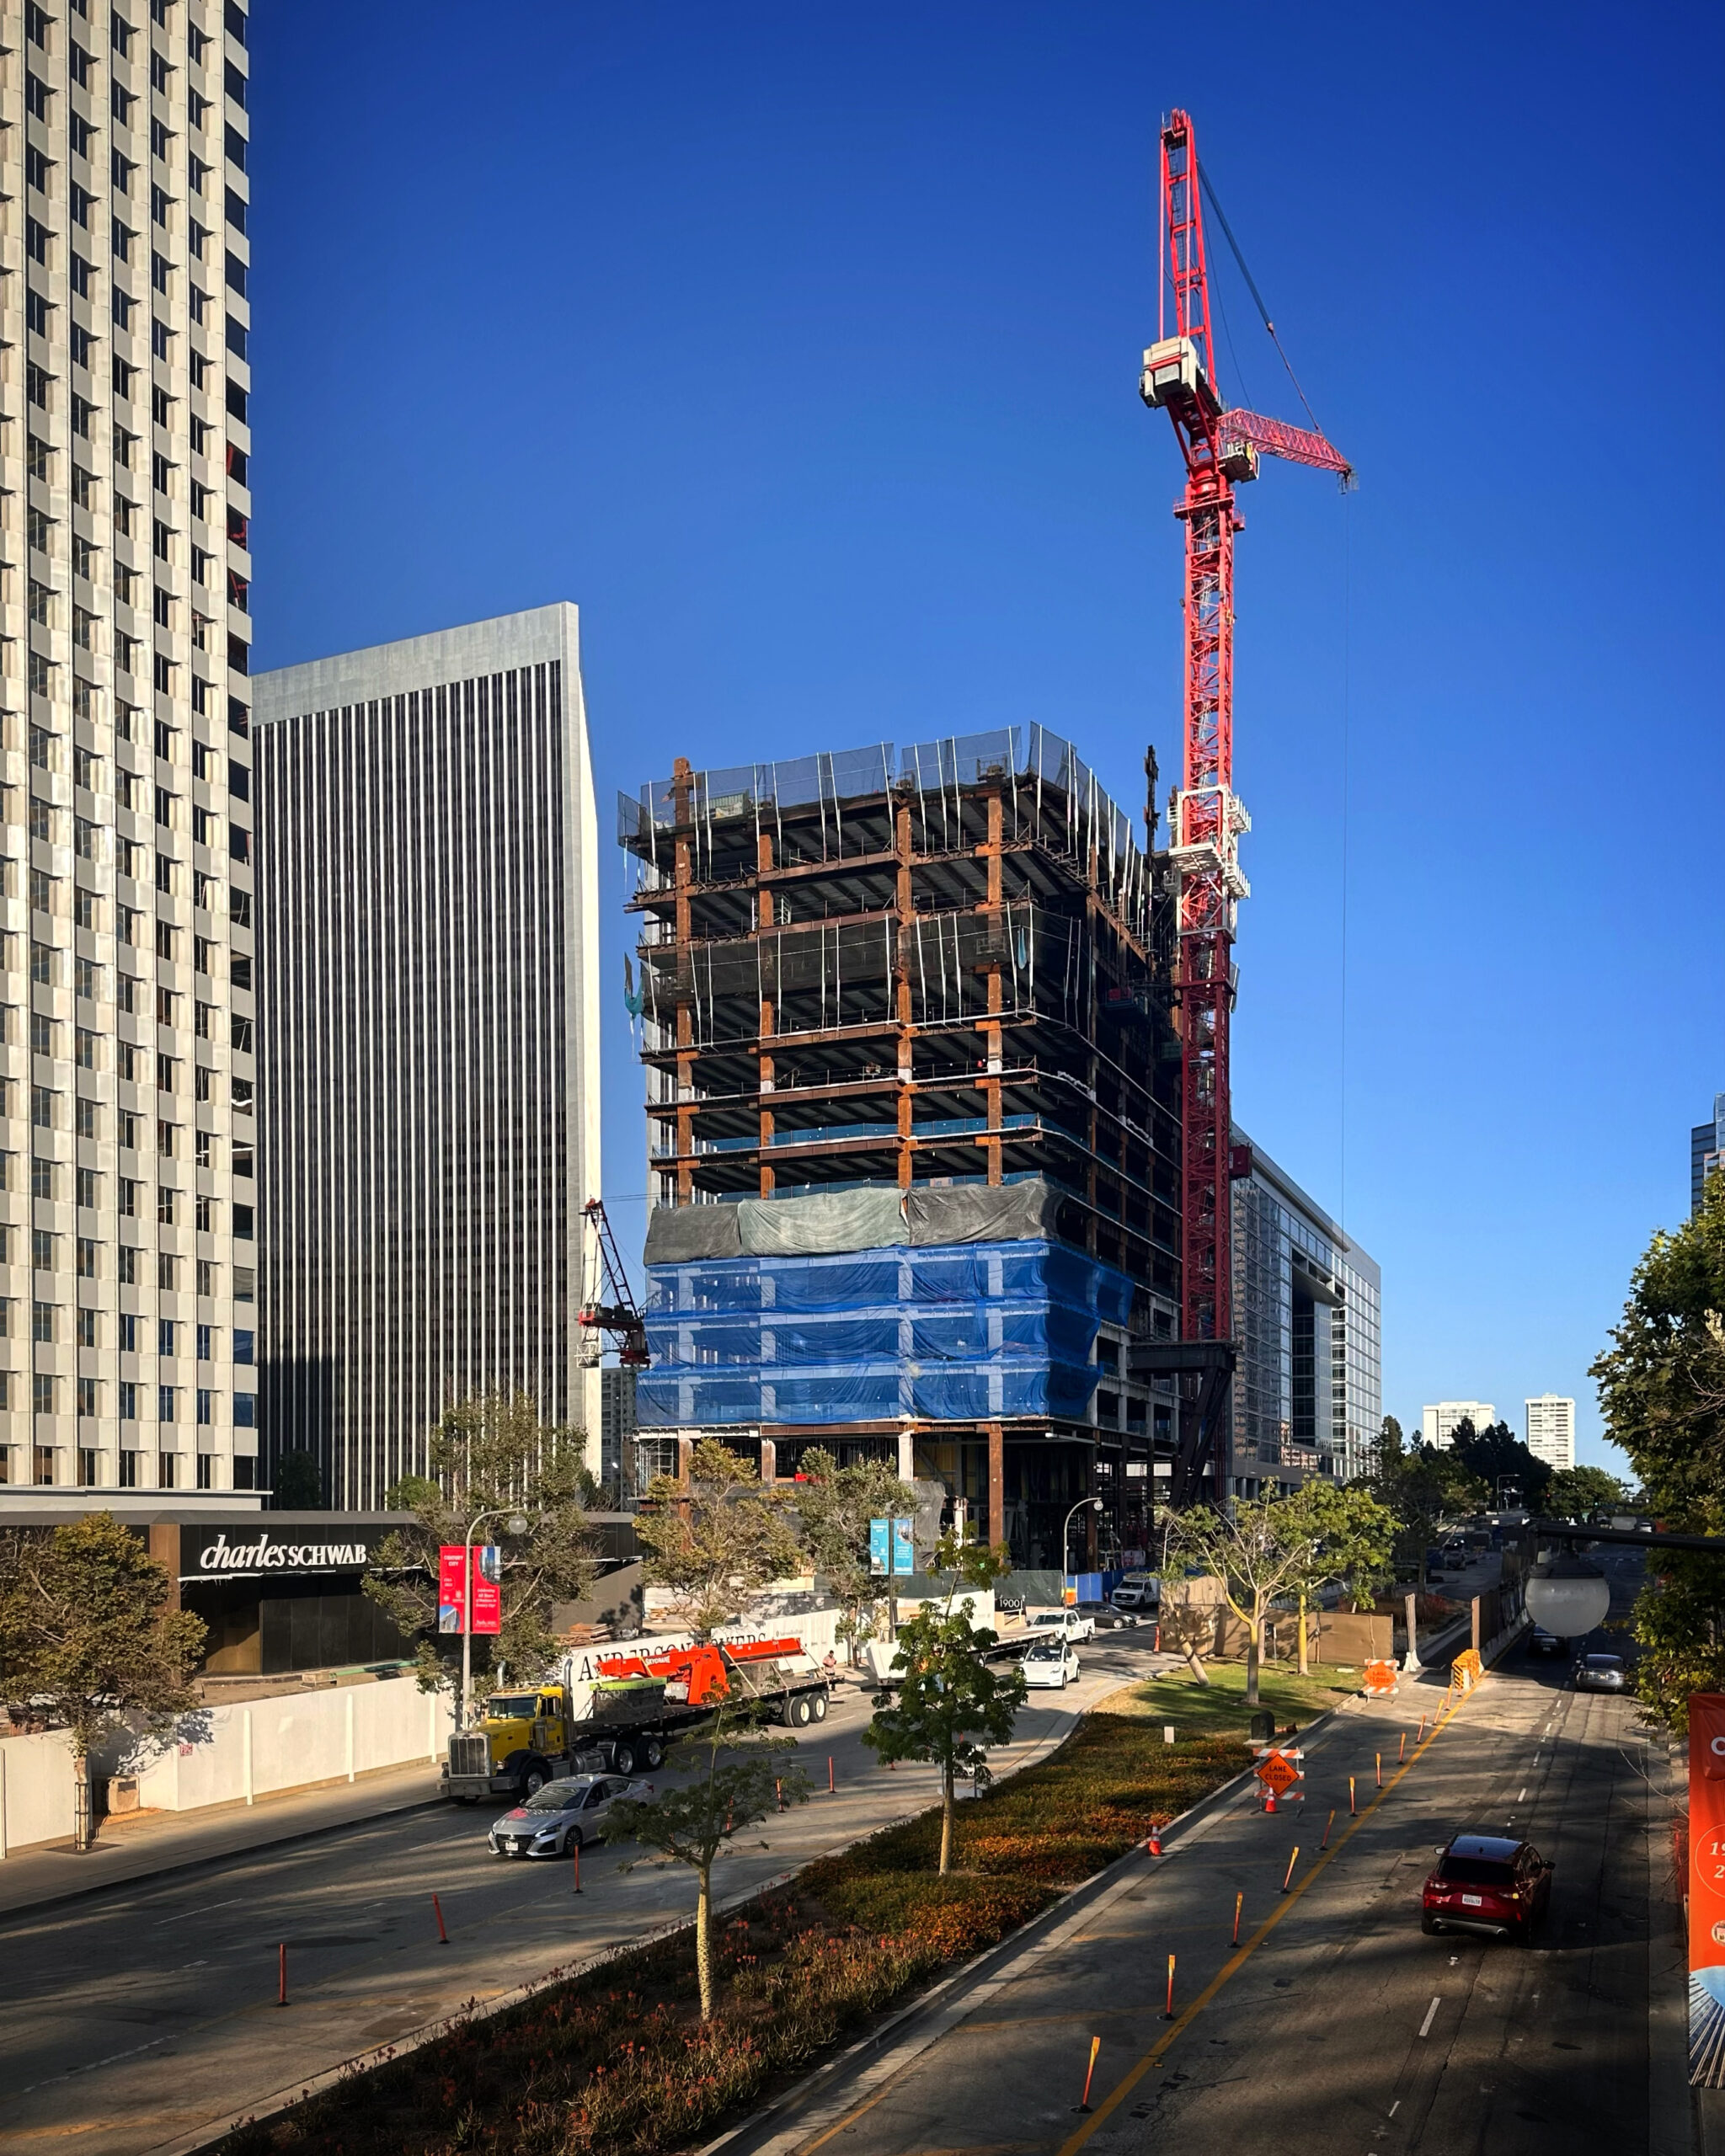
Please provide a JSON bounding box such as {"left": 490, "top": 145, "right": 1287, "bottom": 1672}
{"left": 1694, "top": 1094, "right": 1724, "bottom": 1217}
{"left": 1423, "top": 1402, "right": 1496, "bottom": 1450}
{"left": 0, "top": 0, "right": 258, "bottom": 1502}
{"left": 254, "top": 606, "right": 602, "bottom": 1508}
{"left": 1525, "top": 1395, "right": 1575, "bottom": 1472}
{"left": 599, "top": 1365, "right": 638, "bottom": 1498}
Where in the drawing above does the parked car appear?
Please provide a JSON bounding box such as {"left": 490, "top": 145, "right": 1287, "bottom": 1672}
{"left": 1527, "top": 1625, "right": 1566, "bottom": 1657}
{"left": 1111, "top": 1580, "right": 1158, "bottom": 1612}
{"left": 1574, "top": 1652, "right": 1627, "bottom": 1693}
{"left": 1027, "top": 1609, "right": 1095, "bottom": 1645}
{"left": 1022, "top": 1639, "right": 1080, "bottom": 1689}
{"left": 1422, "top": 1833, "right": 1552, "bottom": 1941}
{"left": 487, "top": 1772, "right": 651, "bottom": 1858}
{"left": 1090, "top": 1607, "right": 1140, "bottom": 1630}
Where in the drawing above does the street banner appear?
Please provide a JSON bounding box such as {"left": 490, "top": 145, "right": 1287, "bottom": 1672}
{"left": 472, "top": 1545, "right": 502, "bottom": 1635}
{"left": 1689, "top": 1693, "right": 1725, "bottom": 2084}
{"left": 869, "top": 1518, "right": 890, "bottom": 1577}
{"left": 892, "top": 1518, "right": 916, "bottom": 1577}
{"left": 437, "top": 1546, "right": 467, "bottom": 1634}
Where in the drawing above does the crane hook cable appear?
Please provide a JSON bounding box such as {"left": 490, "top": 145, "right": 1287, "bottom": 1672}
{"left": 1196, "top": 155, "right": 1327, "bottom": 441}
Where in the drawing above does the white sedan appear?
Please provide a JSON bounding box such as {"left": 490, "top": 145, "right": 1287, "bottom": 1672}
{"left": 1022, "top": 1639, "right": 1081, "bottom": 1689}
{"left": 1027, "top": 1609, "right": 1096, "bottom": 1645}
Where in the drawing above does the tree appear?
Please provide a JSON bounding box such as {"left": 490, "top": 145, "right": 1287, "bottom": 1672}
{"left": 1545, "top": 1465, "right": 1631, "bottom": 1518}
{"left": 1451, "top": 1418, "right": 1552, "bottom": 1513}
{"left": 1161, "top": 1496, "right": 1316, "bottom": 1706}
{"left": 0, "top": 1514, "right": 206, "bottom": 1851}
{"left": 862, "top": 1534, "right": 1027, "bottom": 1874}
{"left": 1592, "top": 1177, "right": 1725, "bottom": 1726}
{"left": 1368, "top": 1420, "right": 1487, "bottom": 1586}
{"left": 270, "top": 1449, "right": 325, "bottom": 1508}
{"left": 601, "top": 1698, "right": 808, "bottom": 2021}
{"left": 365, "top": 1390, "right": 598, "bottom": 1710}
{"left": 1275, "top": 1480, "right": 1398, "bottom": 1673}
{"left": 635, "top": 1438, "right": 804, "bottom": 1641}
{"left": 792, "top": 1447, "right": 920, "bottom": 1662}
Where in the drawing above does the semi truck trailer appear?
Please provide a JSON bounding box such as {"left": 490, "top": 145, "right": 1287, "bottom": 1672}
{"left": 441, "top": 1631, "right": 832, "bottom": 1801}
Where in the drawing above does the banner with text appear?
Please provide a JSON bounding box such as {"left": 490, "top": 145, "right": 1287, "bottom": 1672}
{"left": 1689, "top": 1691, "right": 1725, "bottom": 2084}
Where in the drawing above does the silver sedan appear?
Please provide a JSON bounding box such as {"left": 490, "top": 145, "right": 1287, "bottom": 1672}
{"left": 487, "top": 1772, "right": 651, "bottom": 1858}
{"left": 1573, "top": 1652, "right": 1627, "bottom": 1693}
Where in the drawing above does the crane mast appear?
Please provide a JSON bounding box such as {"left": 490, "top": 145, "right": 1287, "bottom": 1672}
{"left": 1140, "top": 109, "right": 1351, "bottom": 1501}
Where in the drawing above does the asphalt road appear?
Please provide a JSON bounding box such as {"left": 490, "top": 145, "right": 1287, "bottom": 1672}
{"left": 747, "top": 1549, "right": 1658, "bottom": 2156}
{"left": 0, "top": 1627, "right": 1163, "bottom": 2156}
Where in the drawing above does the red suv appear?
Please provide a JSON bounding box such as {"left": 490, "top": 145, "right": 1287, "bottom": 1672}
{"left": 1421, "top": 1833, "right": 1552, "bottom": 1942}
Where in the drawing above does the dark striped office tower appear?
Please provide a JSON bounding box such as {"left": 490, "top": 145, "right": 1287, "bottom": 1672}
{"left": 253, "top": 606, "right": 602, "bottom": 1509}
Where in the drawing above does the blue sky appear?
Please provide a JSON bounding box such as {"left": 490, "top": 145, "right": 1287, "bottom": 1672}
{"left": 250, "top": 2, "right": 1722, "bottom": 1472}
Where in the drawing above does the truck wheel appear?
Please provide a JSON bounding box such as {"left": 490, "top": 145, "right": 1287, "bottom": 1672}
{"left": 644, "top": 1739, "right": 665, "bottom": 1769}
{"left": 792, "top": 1694, "right": 814, "bottom": 1728}
{"left": 612, "top": 1741, "right": 638, "bottom": 1776}
{"left": 521, "top": 1760, "right": 551, "bottom": 1798}
{"left": 810, "top": 1691, "right": 829, "bottom": 1722}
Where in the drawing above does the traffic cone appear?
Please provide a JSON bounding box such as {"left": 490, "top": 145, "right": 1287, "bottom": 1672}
{"left": 1264, "top": 1787, "right": 1278, "bottom": 1813}
{"left": 1148, "top": 1826, "right": 1162, "bottom": 1857}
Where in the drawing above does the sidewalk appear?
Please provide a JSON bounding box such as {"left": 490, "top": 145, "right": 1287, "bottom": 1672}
{"left": 0, "top": 1755, "right": 443, "bottom": 1920}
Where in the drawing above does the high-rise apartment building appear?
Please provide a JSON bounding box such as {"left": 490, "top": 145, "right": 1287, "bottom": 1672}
{"left": 253, "top": 606, "right": 602, "bottom": 1509}
{"left": 1694, "top": 1093, "right": 1723, "bottom": 1218}
{"left": 1423, "top": 1401, "right": 1496, "bottom": 1449}
{"left": 0, "top": 0, "right": 258, "bottom": 1501}
{"left": 1525, "top": 1394, "right": 1575, "bottom": 1472}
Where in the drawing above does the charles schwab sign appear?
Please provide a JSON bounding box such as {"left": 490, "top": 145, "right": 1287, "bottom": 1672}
{"left": 182, "top": 1528, "right": 376, "bottom": 1579}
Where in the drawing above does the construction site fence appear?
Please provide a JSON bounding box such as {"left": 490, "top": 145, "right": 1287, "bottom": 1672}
{"left": 638, "top": 1235, "right": 1134, "bottom": 1429}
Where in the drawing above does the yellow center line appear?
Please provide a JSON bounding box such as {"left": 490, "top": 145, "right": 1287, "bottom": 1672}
{"left": 1053, "top": 1678, "right": 1484, "bottom": 2156}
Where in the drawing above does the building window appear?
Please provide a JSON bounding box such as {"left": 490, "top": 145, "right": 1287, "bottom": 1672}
{"left": 77, "top": 1237, "right": 99, "bottom": 1279}
{"left": 32, "top": 1230, "right": 54, "bottom": 1272}
{"left": 197, "top": 1323, "right": 213, "bottom": 1361}
{"left": 158, "top": 1450, "right": 177, "bottom": 1490}
{"left": 77, "top": 1308, "right": 99, "bottom": 1348}
{"left": 234, "top": 1391, "right": 256, "bottom": 1428}
{"left": 77, "top": 1378, "right": 98, "bottom": 1420}
{"left": 33, "top": 1374, "right": 54, "bottom": 1417}
{"left": 158, "top": 1253, "right": 176, "bottom": 1290}
{"left": 196, "top": 1195, "right": 215, "bottom": 1233}
{"left": 234, "top": 1326, "right": 254, "bottom": 1367}
{"left": 197, "top": 1388, "right": 214, "bottom": 1427}
{"left": 34, "top": 1444, "right": 56, "bottom": 1485}
{"left": 160, "top": 1319, "right": 176, "bottom": 1358}
{"left": 120, "top": 1314, "right": 137, "bottom": 1355}
{"left": 234, "top": 1204, "right": 254, "bottom": 1241}
{"left": 119, "top": 1380, "right": 140, "bottom": 1422}
{"left": 33, "top": 1301, "right": 55, "bottom": 1344}
{"left": 119, "top": 1449, "right": 139, "bottom": 1487}
{"left": 196, "top": 1453, "right": 214, "bottom": 1490}
{"left": 78, "top": 1446, "right": 99, "bottom": 1485}
{"left": 119, "top": 1246, "right": 139, "bottom": 1287}
{"left": 159, "top": 1386, "right": 176, "bottom": 1425}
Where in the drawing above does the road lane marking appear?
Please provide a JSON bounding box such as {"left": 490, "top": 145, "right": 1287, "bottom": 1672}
{"left": 1519, "top": 1787, "right": 1527, "bottom": 1801}
{"left": 1388, "top": 2100, "right": 1401, "bottom": 2116}
{"left": 1419, "top": 1997, "right": 1440, "bottom": 2037}
{"left": 155, "top": 1897, "right": 242, "bottom": 1926}
{"left": 16, "top": 2033, "right": 174, "bottom": 2095}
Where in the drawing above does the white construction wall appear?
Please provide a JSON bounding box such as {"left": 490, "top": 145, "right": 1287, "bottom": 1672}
{"left": 0, "top": 1681, "right": 453, "bottom": 1856}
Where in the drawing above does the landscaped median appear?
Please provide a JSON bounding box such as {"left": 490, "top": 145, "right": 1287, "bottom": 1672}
{"left": 215, "top": 1665, "right": 1362, "bottom": 2156}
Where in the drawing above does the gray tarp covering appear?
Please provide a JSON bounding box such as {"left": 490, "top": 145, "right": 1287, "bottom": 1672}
{"left": 737, "top": 1187, "right": 908, "bottom": 1256}
{"left": 642, "top": 1205, "right": 745, "bottom": 1264}
{"left": 906, "top": 1180, "right": 1062, "bottom": 1246}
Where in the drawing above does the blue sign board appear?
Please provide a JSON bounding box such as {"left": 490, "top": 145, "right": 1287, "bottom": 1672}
{"left": 869, "top": 1518, "right": 890, "bottom": 1577}
{"left": 892, "top": 1517, "right": 916, "bottom": 1577}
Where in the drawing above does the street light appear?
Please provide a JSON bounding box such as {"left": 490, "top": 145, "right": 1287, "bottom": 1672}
{"left": 461, "top": 1507, "right": 530, "bottom": 1727}
{"left": 1062, "top": 1497, "right": 1104, "bottom": 1597}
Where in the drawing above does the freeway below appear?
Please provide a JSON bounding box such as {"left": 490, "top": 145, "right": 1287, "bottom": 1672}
{"left": 734, "top": 1543, "right": 1662, "bottom": 2156}
{"left": 0, "top": 1627, "right": 1162, "bottom": 2155}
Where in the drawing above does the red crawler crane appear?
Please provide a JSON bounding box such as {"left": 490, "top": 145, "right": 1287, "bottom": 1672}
{"left": 1140, "top": 109, "right": 1352, "bottom": 1505}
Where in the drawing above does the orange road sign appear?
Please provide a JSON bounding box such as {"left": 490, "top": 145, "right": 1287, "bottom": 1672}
{"left": 1257, "top": 1750, "right": 1299, "bottom": 1796}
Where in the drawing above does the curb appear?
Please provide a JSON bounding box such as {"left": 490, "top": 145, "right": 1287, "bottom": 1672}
{"left": 0, "top": 1791, "right": 447, "bottom": 1928}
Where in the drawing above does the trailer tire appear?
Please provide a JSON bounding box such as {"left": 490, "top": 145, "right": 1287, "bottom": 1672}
{"left": 644, "top": 1739, "right": 665, "bottom": 1769}
{"left": 791, "top": 1694, "right": 814, "bottom": 1728}
{"left": 810, "top": 1691, "right": 829, "bottom": 1722}
{"left": 612, "top": 1740, "right": 638, "bottom": 1776}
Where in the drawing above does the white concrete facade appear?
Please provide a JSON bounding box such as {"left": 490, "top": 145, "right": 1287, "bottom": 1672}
{"left": 0, "top": 0, "right": 258, "bottom": 1506}
{"left": 1525, "top": 1394, "right": 1576, "bottom": 1471}
{"left": 1423, "top": 1401, "right": 1496, "bottom": 1449}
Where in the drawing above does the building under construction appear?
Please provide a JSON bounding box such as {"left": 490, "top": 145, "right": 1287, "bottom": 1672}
{"left": 618, "top": 729, "right": 1185, "bottom": 1568}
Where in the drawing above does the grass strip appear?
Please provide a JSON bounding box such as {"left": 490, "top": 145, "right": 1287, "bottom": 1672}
{"left": 216, "top": 1678, "right": 1350, "bottom": 2156}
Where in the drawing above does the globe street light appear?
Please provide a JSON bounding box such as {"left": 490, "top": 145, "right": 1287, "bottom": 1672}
{"left": 1524, "top": 1551, "right": 1611, "bottom": 1642}
{"left": 461, "top": 1507, "right": 530, "bottom": 1727}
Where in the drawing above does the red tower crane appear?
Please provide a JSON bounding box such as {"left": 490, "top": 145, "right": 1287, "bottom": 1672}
{"left": 1140, "top": 109, "right": 1352, "bottom": 1504}
{"left": 577, "top": 1198, "right": 651, "bottom": 1369}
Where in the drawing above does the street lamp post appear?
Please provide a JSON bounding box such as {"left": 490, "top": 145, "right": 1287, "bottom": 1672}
{"left": 460, "top": 1507, "right": 528, "bottom": 1728}
{"left": 1062, "top": 1496, "right": 1104, "bottom": 1598}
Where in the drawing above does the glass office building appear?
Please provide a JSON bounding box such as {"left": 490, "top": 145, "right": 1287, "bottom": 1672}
{"left": 1230, "top": 1132, "right": 1381, "bottom": 1492}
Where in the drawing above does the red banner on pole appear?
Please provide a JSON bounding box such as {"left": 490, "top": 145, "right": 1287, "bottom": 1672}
{"left": 438, "top": 1547, "right": 468, "bottom": 1636}
{"left": 1689, "top": 1693, "right": 1725, "bottom": 2084}
{"left": 471, "top": 1545, "right": 502, "bottom": 1636}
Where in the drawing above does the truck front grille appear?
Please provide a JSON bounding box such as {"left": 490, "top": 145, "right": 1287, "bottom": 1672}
{"left": 448, "top": 1732, "right": 489, "bottom": 1778}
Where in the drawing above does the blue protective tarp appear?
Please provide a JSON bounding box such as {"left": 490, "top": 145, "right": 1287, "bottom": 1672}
{"left": 638, "top": 1236, "right": 1133, "bottom": 1428}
